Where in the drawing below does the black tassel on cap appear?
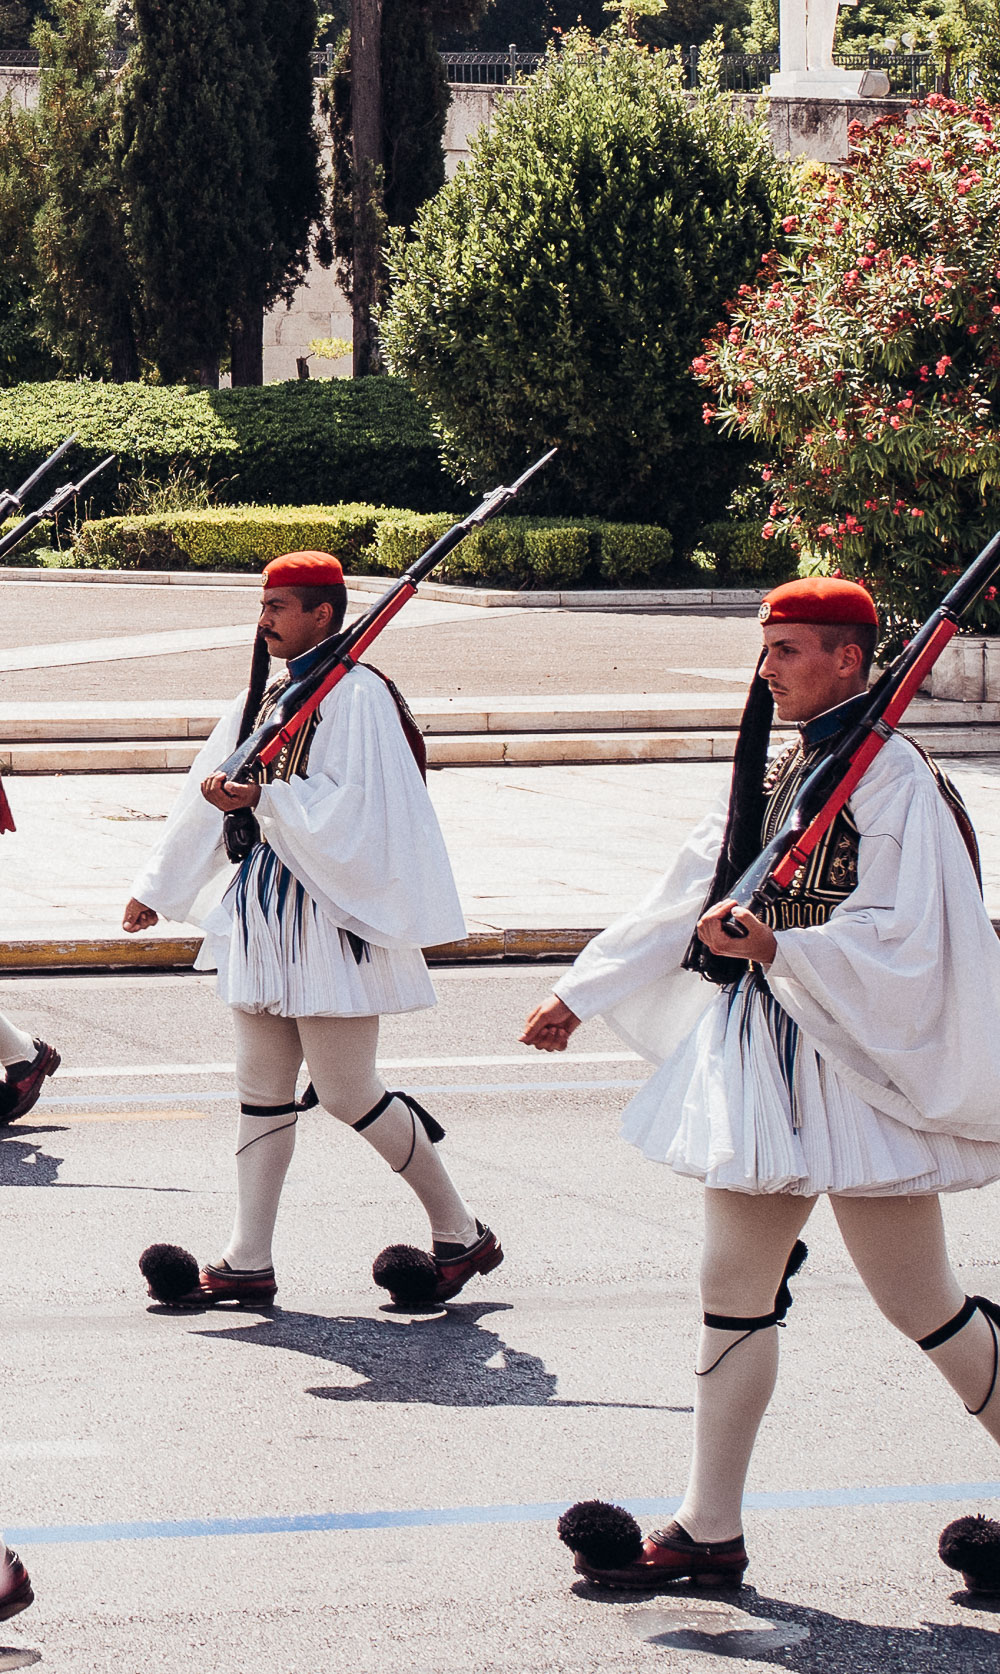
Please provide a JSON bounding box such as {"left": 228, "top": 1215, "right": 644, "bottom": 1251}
{"left": 682, "top": 651, "right": 774, "bottom": 986}
{"left": 939, "top": 1514, "right": 1000, "bottom": 1592}
{"left": 557, "top": 1501, "right": 644, "bottom": 1567}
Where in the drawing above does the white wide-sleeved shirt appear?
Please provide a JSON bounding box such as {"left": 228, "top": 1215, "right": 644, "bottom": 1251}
{"left": 555, "top": 730, "right": 1000, "bottom": 1195}
{"left": 131, "top": 663, "right": 465, "bottom": 1018}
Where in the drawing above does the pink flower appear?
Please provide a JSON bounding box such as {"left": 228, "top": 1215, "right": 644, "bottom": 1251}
{"left": 936, "top": 356, "right": 952, "bottom": 375}
{"left": 781, "top": 215, "right": 800, "bottom": 233}
{"left": 762, "top": 523, "right": 775, "bottom": 540}
{"left": 987, "top": 587, "right": 998, "bottom": 601}
{"left": 889, "top": 415, "right": 902, "bottom": 428}
{"left": 816, "top": 523, "right": 835, "bottom": 538}
{"left": 909, "top": 508, "right": 924, "bottom": 517}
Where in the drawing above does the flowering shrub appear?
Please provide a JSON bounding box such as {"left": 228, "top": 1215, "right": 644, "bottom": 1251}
{"left": 695, "top": 96, "right": 1000, "bottom": 648}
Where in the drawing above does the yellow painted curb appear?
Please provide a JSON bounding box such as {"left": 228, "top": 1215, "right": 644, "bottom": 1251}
{"left": 0, "top": 927, "right": 601, "bottom": 973}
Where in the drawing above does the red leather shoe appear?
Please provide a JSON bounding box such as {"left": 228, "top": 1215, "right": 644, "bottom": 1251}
{"left": 574, "top": 1522, "right": 748, "bottom": 1591}
{"left": 432, "top": 1223, "right": 504, "bottom": 1302}
{"left": 174, "top": 1259, "right": 277, "bottom": 1308}
{"left": 0, "top": 1039, "right": 60, "bottom": 1124}
{"left": 0, "top": 1549, "right": 33, "bottom": 1621}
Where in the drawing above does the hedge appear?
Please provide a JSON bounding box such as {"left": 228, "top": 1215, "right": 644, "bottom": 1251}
{"left": 74, "top": 503, "right": 676, "bottom": 586}
{"left": 74, "top": 505, "right": 400, "bottom": 571}
{"left": 372, "top": 514, "right": 675, "bottom": 588}
{"left": 0, "top": 515, "right": 53, "bottom": 565}
{"left": 0, "top": 379, "right": 465, "bottom": 517}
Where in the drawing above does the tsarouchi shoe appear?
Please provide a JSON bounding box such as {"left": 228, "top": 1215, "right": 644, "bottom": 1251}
{"left": 0, "top": 1549, "right": 33, "bottom": 1621}
{"left": 432, "top": 1222, "right": 504, "bottom": 1302}
{"left": 183, "top": 1259, "right": 278, "bottom": 1307}
{"left": 558, "top": 1503, "right": 748, "bottom": 1591}
{"left": 0, "top": 1039, "right": 61, "bottom": 1125}
{"left": 373, "top": 1222, "right": 504, "bottom": 1306}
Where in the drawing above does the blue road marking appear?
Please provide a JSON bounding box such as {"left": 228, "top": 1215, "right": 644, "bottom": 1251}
{"left": 8, "top": 1481, "right": 1000, "bottom": 1547}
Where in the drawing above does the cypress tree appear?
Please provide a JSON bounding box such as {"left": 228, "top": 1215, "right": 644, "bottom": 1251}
{"left": 230, "top": 0, "right": 328, "bottom": 385}
{"left": 118, "top": 0, "right": 273, "bottom": 384}
{"left": 31, "top": 0, "right": 139, "bottom": 379}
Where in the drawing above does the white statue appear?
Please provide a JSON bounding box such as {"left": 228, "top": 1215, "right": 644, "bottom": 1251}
{"left": 770, "top": 0, "right": 871, "bottom": 96}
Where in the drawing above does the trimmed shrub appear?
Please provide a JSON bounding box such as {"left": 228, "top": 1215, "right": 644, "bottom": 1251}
{"left": 0, "top": 514, "right": 54, "bottom": 564}
{"left": 75, "top": 504, "right": 395, "bottom": 571}
{"left": 74, "top": 502, "right": 676, "bottom": 585}
{"left": 0, "top": 378, "right": 464, "bottom": 517}
{"left": 372, "top": 513, "right": 674, "bottom": 587}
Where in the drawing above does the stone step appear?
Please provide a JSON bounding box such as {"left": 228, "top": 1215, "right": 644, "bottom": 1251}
{"left": 0, "top": 693, "right": 998, "bottom": 741}
{"left": 2, "top": 721, "right": 1000, "bottom": 774}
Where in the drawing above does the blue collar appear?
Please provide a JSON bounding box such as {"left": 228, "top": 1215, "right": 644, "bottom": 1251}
{"left": 800, "top": 688, "right": 871, "bottom": 749}
{"left": 287, "top": 636, "right": 340, "bottom": 681}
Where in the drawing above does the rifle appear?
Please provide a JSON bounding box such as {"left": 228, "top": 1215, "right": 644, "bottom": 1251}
{"left": 0, "top": 434, "right": 77, "bottom": 521}
{"left": 218, "top": 446, "right": 558, "bottom": 863}
{"left": 0, "top": 454, "right": 116, "bottom": 564}
{"left": 720, "top": 528, "right": 1000, "bottom": 938}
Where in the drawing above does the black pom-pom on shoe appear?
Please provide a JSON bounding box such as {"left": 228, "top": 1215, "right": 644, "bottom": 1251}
{"left": 557, "top": 1500, "right": 644, "bottom": 1568}
{"left": 940, "top": 1514, "right": 1000, "bottom": 1593}
{"left": 139, "top": 1243, "right": 200, "bottom": 1304}
{"left": 372, "top": 1243, "right": 438, "bottom": 1305}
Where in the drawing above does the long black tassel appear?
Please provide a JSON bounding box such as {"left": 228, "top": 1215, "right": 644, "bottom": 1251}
{"left": 224, "top": 630, "right": 271, "bottom": 864}
{"left": 682, "top": 651, "right": 774, "bottom": 986}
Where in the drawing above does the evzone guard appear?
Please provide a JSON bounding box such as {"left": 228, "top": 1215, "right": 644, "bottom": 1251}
{"left": 124, "top": 550, "right": 501, "bottom": 1310}
{"left": 523, "top": 576, "right": 1000, "bottom": 1594}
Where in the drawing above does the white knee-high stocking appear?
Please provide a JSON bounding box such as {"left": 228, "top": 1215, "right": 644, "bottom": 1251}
{"left": 675, "top": 1324, "right": 780, "bottom": 1543}
{"left": 354, "top": 1094, "right": 478, "bottom": 1249}
{"left": 0, "top": 1014, "right": 34, "bottom": 1067}
{"left": 223, "top": 1111, "right": 299, "bottom": 1272}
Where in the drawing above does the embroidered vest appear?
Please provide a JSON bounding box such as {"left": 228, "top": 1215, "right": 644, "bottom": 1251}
{"left": 757, "top": 732, "right": 981, "bottom": 933}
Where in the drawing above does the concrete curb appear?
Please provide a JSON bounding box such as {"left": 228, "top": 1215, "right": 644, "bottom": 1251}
{"left": 1, "top": 566, "right": 764, "bottom": 611}
{"left": 0, "top": 927, "right": 601, "bottom": 973}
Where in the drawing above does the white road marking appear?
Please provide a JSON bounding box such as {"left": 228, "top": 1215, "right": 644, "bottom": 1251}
{"left": 56, "top": 1051, "right": 642, "bottom": 1079}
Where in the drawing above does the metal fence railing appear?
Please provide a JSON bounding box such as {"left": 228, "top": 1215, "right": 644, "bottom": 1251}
{"left": 681, "top": 46, "right": 962, "bottom": 96}
{"left": 441, "top": 48, "right": 545, "bottom": 85}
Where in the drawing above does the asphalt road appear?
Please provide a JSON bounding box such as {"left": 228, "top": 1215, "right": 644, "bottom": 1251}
{"left": 0, "top": 582, "right": 763, "bottom": 703}
{"left": 0, "top": 966, "right": 999, "bottom": 1672}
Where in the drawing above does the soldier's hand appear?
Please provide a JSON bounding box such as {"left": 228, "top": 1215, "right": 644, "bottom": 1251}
{"left": 123, "top": 897, "right": 158, "bottom": 933}
{"left": 696, "top": 899, "right": 776, "bottom": 966}
{"left": 520, "top": 995, "right": 581, "bottom": 1053}
{"left": 200, "top": 772, "right": 261, "bottom": 811}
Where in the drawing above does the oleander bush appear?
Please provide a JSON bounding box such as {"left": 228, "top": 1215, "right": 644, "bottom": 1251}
{"left": 74, "top": 502, "right": 676, "bottom": 584}
{"left": 0, "top": 378, "right": 464, "bottom": 517}
{"left": 696, "top": 96, "right": 1000, "bottom": 649}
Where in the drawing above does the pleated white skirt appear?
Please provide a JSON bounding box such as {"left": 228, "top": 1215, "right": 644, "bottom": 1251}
{"left": 195, "top": 847, "right": 435, "bottom": 1018}
{"left": 621, "top": 973, "right": 1000, "bottom": 1196}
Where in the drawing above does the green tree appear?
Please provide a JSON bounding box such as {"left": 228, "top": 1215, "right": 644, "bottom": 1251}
{"left": 696, "top": 96, "right": 1000, "bottom": 649}
{"left": 0, "top": 96, "right": 57, "bottom": 381}
{"left": 326, "top": 0, "right": 485, "bottom": 373}
{"left": 31, "top": 0, "right": 139, "bottom": 379}
{"left": 382, "top": 35, "right": 791, "bottom": 537}
{"left": 118, "top": 0, "right": 274, "bottom": 384}
{"left": 440, "top": 0, "right": 606, "bottom": 48}
{"left": 0, "top": 0, "right": 45, "bottom": 48}
{"left": 230, "top": 0, "right": 329, "bottom": 384}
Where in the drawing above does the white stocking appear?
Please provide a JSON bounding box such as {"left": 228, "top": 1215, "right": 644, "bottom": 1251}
{"left": 0, "top": 1014, "right": 34, "bottom": 1068}
{"left": 222, "top": 1111, "right": 298, "bottom": 1272}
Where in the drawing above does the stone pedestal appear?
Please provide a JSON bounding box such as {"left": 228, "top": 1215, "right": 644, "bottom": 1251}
{"left": 769, "top": 67, "right": 864, "bottom": 98}
{"left": 921, "top": 638, "right": 1000, "bottom": 702}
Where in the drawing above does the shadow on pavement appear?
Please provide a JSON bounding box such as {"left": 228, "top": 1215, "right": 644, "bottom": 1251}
{"left": 576, "top": 1582, "right": 1000, "bottom": 1670}
{"left": 197, "top": 1302, "right": 691, "bottom": 1412}
{"left": 0, "top": 1127, "right": 189, "bottom": 1192}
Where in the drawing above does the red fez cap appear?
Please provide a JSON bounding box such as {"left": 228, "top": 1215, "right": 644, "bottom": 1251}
{"left": 262, "top": 550, "right": 344, "bottom": 589}
{"left": 759, "top": 576, "right": 877, "bottom": 628}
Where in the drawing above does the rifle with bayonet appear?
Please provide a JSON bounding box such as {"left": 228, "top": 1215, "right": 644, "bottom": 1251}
{"left": 0, "top": 453, "right": 116, "bottom": 564}
{"left": 0, "top": 434, "right": 78, "bottom": 521}
{"left": 220, "top": 446, "right": 558, "bottom": 863}
{"left": 718, "top": 527, "right": 1000, "bottom": 940}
